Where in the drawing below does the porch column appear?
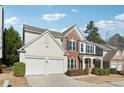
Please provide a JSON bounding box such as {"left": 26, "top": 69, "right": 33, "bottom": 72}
{"left": 89, "top": 58, "right": 93, "bottom": 75}
{"left": 83, "top": 58, "right": 85, "bottom": 69}
{"left": 91, "top": 59, "right": 94, "bottom": 69}
{"left": 101, "top": 58, "right": 103, "bottom": 69}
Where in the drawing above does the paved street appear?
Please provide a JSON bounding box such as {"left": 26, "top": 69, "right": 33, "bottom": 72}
{"left": 26, "top": 74, "right": 124, "bottom": 87}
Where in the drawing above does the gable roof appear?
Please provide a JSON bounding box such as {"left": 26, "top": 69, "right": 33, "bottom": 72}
{"left": 24, "top": 24, "right": 63, "bottom": 38}
{"left": 104, "top": 45, "right": 118, "bottom": 50}
{"left": 18, "top": 30, "right": 68, "bottom": 55}
{"left": 112, "top": 50, "right": 124, "bottom": 60}
{"left": 62, "top": 24, "right": 86, "bottom": 40}
{"left": 103, "top": 49, "right": 118, "bottom": 62}
{"left": 62, "top": 25, "right": 76, "bottom": 35}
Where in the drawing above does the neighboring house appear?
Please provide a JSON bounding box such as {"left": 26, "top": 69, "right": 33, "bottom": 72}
{"left": 18, "top": 24, "right": 119, "bottom": 75}
{"left": 103, "top": 45, "right": 124, "bottom": 71}
{"left": 0, "top": 6, "right": 4, "bottom": 63}
{"left": 110, "top": 50, "right": 124, "bottom": 71}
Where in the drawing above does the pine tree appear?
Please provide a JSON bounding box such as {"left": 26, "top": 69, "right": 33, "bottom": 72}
{"left": 85, "top": 21, "right": 105, "bottom": 44}
{"left": 4, "top": 26, "right": 22, "bottom": 66}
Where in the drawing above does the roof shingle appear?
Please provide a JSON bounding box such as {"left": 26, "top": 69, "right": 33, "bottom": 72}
{"left": 24, "top": 24, "right": 63, "bottom": 38}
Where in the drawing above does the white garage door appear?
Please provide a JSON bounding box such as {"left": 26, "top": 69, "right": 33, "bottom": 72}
{"left": 25, "top": 58, "right": 45, "bottom": 75}
{"left": 46, "top": 59, "right": 64, "bottom": 74}
{"left": 24, "top": 56, "right": 64, "bottom": 75}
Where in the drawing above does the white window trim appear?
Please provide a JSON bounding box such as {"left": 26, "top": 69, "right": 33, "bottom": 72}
{"left": 86, "top": 44, "right": 94, "bottom": 54}
{"left": 68, "top": 40, "right": 76, "bottom": 51}
{"left": 94, "top": 45, "right": 96, "bottom": 54}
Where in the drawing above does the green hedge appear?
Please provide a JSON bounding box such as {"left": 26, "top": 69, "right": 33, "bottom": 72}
{"left": 100, "top": 69, "right": 110, "bottom": 76}
{"left": 66, "top": 68, "right": 89, "bottom": 76}
{"left": 92, "top": 67, "right": 110, "bottom": 76}
{"left": 110, "top": 68, "right": 117, "bottom": 74}
{"left": 13, "top": 62, "right": 25, "bottom": 77}
{"left": 91, "top": 67, "right": 101, "bottom": 75}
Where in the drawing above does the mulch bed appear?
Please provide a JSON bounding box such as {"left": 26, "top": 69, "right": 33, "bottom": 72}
{"left": 0, "top": 71, "right": 29, "bottom": 87}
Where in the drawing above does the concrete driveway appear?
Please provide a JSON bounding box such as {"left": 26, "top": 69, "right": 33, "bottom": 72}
{"left": 26, "top": 74, "right": 124, "bottom": 87}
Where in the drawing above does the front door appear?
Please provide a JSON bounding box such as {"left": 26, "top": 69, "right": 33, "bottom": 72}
{"left": 85, "top": 58, "right": 91, "bottom": 74}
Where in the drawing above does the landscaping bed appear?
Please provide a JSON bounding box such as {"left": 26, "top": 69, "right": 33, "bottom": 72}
{"left": 0, "top": 71, "right": 29, "bottom": 87}
{"left": 75, "top": 74, "right": 124, "bottom": 84}
{"left": 65, "top": 69, "right": 89, "bottom": 76}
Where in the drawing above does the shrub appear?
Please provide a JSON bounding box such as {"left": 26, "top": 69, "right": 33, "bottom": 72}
{"left": 110, "top": 68, "right": 117, "bottom": 74}
{"left": 92, "top": 67, "right": 101, "bottom": 75}
{"left": 92, "top": 67, "right": 110, "bottom": 76}
{"left": 105, "top": 69, "right": 110, "bottom": 75}
{"left": 100, "top": 69, "right": 110, "bottom": 76}
{"left": 65, "top": 69, "right": 89, "bottom": 76}
{"left": 99, "top": 69, "right": 104, "bottom": 75}
{"left": 13, "top": 62, "right": 25, "bottom": 77}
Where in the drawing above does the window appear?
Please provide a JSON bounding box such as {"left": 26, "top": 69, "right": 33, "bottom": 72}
{"left": 81, "top": 43, "right": 83, "bottom": 52}
{"left": 80, "top": 42, "right": 86, "bottom": 53}
{"left": 86, "top": 44, "right": 94, "bottom": 54}
{"left": 96, "top": 46, "right": 103, "bottom": 56}
{"left": 68, "top": 40, "right": 76, "bottom": 51}
{"left": 73, "top": 41, "right": 76, "bottom": 50}
{"left": 68, "top": 59, "right": 70, "bottom": 69}
{"left": 68, "top": 59, "right": 76, "bottom": 70}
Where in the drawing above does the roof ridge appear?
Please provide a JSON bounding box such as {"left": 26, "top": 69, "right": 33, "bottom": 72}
{"left": 24, "top": 24, "right": 62, "bottom": 34}
{"left": 23, "top": 24, "right": 45, "bottom": 30}
{"left": 62, "top": 24, "right": 76, "bottom": 35}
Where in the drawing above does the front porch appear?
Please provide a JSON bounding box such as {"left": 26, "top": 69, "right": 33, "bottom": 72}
{"left": 79, "top": 55, "right": 103, "bottom": 71}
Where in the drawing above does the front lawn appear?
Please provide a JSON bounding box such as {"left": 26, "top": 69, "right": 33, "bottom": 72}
{"left": 75, "top": 74, "right": 124, "bottom": 84}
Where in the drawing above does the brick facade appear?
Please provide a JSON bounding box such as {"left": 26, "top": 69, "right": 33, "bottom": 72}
{"left": 63, "top": 30, "right": 80, "bottom": 69}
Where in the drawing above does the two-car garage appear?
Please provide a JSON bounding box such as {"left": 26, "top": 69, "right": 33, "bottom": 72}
{"left": 24, "top": 56, "right": 65, "bottom": 75}
{"left": 18, "top": 31, "right": 68, "bottom": 76}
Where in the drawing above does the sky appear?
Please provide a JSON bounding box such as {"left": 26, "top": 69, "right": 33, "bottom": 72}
{"left": 3, "top": 5, "right": 124, "bottom": 40}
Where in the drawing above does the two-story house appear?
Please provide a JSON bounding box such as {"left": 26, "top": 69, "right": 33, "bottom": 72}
{"left": 18, "top": 24, "right": 117, "bottom": 75}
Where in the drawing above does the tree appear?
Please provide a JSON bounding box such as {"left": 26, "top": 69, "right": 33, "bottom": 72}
{"left": 107, "top": 33, "right": 124, "bottom": 51}
{"left": 4, "top": 26, "right": 22, "bottom": 66}
{"left": 85, "top": 21, "right": 105, "bottom": 44}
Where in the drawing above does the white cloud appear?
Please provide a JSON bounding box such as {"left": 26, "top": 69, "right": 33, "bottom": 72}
{"left": 49, "top": 28, "right": 67, "bottom": 32}
{"left": 60, "top": 28, "right": 67, "bottom": 32}
{"left": 41, "top": 13, "right": 66, "bottom": 21}
{"left": 72, "top": 9, "right": 79, "bottom": 12}
{"left": 5, "top": 16, "right": 19, "bottom": 25}
{"left": 115, "top": 13, "right": 124, "bottom": 20}
{"left": 49, "top": 28, "right": 57, "bottom": 31}
{"left": 96, "top": 20, "right": 124, "bottom": 30}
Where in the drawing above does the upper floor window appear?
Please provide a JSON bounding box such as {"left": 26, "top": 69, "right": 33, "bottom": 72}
{"left": 68, "top": 40, "right": 76, "bottom": 51}
{"left": 86, "top": 44, "right": 94, "bottom": 54}
{"left": 80, "top": 42, "right": 86, "bottom": 53}
{"left": 80, "top": 43, "right": 84, "bottom": 53}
